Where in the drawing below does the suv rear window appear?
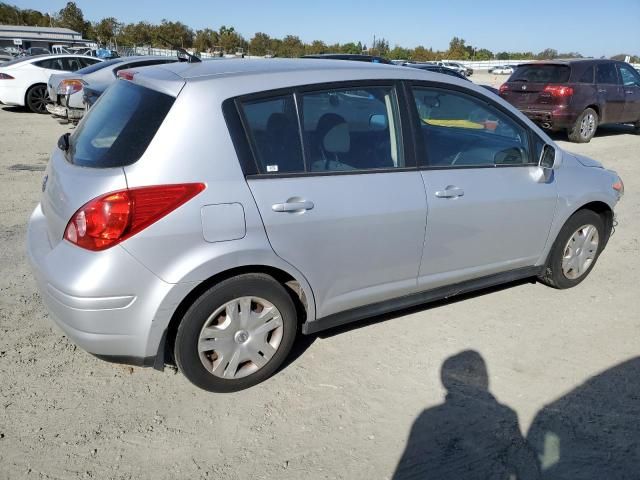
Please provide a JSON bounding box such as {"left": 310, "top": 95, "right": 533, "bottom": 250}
{"left": 510, "top": 64, "right": 570, "bottom": 83}
{"left": 68, "top": 80, "right": 174, "bottom": 168}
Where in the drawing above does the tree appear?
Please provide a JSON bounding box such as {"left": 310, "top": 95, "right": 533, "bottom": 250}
{"left": 55, "top": 2, "right": 89, "bottom": 36}
{"left": 389, "top": 45, "right": 410, "bottom": 60}
{"left": 370, "top": 37, "right": 389, "bottom": 56}
{"left": 249, "top": 32, "right": 271, "bottom": 56}
{"left": 339, "top": 42, "right": 362, "bottom": 55}
{"left": 536, "top": 48, "right": 558, "bottom": 60}
{"left": 279, "top": 35, "right": 304, "bottom": 57}
{"left": 447, "top": 37, "right": 469, "bottom": 60}
{"left": 305, "top": 40, "right": 327, "bottom": 55}
{"left": 474, "top": 48, "right": 494, "bottom": 61}
{"left": 218, "top": 25, "right": 245, "bottom": 53}
{"left": 93, "top": 17, "right": 120, "bottom": 44}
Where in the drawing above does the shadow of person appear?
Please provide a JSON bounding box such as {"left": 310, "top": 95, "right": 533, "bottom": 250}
{"left": 393, "top": 350, "right": 540, "bottom": 480}
{"left": 527, "top": 357, "right": 640, "bottom": 480}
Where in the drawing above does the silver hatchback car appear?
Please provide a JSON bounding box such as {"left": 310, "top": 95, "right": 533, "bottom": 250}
{"left": 27, "top": 59, "right": 623, "bottom": 392}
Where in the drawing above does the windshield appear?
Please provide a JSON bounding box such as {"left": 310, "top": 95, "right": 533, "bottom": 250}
{"left": 76, "top": 58, "right": 122, "bottom": 75}
{"left": 510, "top": 64, "right": 570, "bottom": 83}
{"left": 68, "top": 80, "right": 175, "bottom": 168}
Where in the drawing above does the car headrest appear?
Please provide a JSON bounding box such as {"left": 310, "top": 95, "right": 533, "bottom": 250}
{"left": 323, "top": 122, "right": 350, "bottom": 154}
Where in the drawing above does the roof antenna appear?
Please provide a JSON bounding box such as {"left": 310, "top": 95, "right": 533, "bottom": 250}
{"left": 157, "top": 35, "right": 202, "bottom": 63}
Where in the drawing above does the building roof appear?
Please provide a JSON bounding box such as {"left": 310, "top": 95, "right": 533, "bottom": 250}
{"left": 0, "top": 25, "right": 80, "bottom": 35}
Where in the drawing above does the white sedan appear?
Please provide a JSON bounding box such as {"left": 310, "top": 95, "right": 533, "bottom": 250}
{"left": 0, "top": 54, "right": 101, "bottom": 113}
{"left": 489, "top": 65, "right": 515, "bottom": 75}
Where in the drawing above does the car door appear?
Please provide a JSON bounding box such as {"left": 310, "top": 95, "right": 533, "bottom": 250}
{"left": 596, "top": 62, "right": 625, "bottom": 123}
{"left": 617, "top": 63, "right": 640, "bottom": 122}
{"left": 238, "top": 84, "right": 427, "bottom": 319}
{"left": 409, "top": 84, "right": 558, "bottom": 290}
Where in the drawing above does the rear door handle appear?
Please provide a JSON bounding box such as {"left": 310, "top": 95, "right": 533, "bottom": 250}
{"left": 435, "top": 186, "right": 464, "bottom": 198}
{"left": 598, "top": 89, "right": 607, "bottom": 93}
{"left": 272, "top": 200, "right": 315, "bottom": 212}
{"left": 625, "top": 90, "right": 634, "bottom": 94}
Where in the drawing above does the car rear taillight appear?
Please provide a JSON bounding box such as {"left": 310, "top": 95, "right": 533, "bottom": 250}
{"left": 117, "top": 70, "right": 137, "bottom": 81}
{"left": 0, "top": 73, "right": 14, "bottom": 80}
{"left": 499, "top": 84, "right": 509, "bottom": 94}
{"left": 64, "top": 183, "right": 206, "bottom": 251}
{"left": 543, "top": 85, "right": 574, "bottom": 97}
{"left": 57, "top": 79, "right": 84, "bottom": 95}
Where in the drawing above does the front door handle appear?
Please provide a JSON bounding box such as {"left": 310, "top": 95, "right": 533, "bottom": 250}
{"left": 625, "top": 90, "right": 634, "bottom": 94}
{"left": 597, "top": 89, "right": 607, "bottom": 93}
{"left": 272, "top": 200, "right": 315, "bottom": 212}
{"left": 435, "top": 186, "right": 464, "bottom": 198}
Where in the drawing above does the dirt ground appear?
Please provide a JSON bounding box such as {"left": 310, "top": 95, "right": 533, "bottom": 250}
{"left": 1, "top": 74, "right": 639, "bottom": 479}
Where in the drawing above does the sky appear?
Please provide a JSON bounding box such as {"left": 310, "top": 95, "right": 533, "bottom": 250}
{"left": 12, "top": 0, "right": 640, "bottom": 57}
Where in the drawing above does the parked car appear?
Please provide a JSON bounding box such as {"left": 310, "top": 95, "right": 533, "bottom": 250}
{"left": 24, "top": 47, "right": 51, "bottom": 56}
{"left": 303, "top": 53, "right": 393, "bottom": 64}
{"left": 27, "top": 59, "right": 623, "bottom": 392}
{"left": 489, "top": 65, "right": 515, "bottom": 75}
{"left": 0, "top": 54, "right": 102, "bottom": 112}
{"left": 47, "top": 56, "right": 178, "bottom": 122}
{"left": 434, "top": 61, "right": 473, "bottom": 76}
{"left": 499, "top": 59, "right": 640, "bottom": 142}
{"left": 406, "top": 63, "right": 497, "bottom": 93}
{"left": 0, "top": 50, "right": 13, "bottom": 65}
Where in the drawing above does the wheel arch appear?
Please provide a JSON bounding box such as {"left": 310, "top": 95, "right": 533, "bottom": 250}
{"left": 574, "top": 200, "right": 614, "bottom": 245}
{"left": 157, "top": 264, "right": 314, "bottom": 369}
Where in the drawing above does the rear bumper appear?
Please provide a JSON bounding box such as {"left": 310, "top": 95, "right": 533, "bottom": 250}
{"left": 0, "top": 84, "right": 25, "bottom": 106}
{"left": 26, "top": 204, "right": 190, "bottom": 367}
{"left": 520, "top": 108, "right": 578, "bottom": 130}
{"left": 45, "top": 103, "right": 84, "bottom": 120}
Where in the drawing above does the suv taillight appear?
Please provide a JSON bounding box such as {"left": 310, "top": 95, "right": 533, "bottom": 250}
{"left": 499, "top": 84, "right": 509, "bottom": 94}
{"left": 543, "top": 85, "right": 574, "bottom": 97}
{"left": 64, "top": 183, "right": 205, "bottom": 251}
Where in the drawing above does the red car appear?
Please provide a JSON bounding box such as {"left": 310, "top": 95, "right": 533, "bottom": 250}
{"left": 499, "top": 59, "right": 640, "bottom": 142}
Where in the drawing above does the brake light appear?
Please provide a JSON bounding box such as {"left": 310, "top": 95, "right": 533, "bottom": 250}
{"left": 64, "top": 183, "right": 206, "bottom": 251}
{"left": 117, "top": 70, "right": 137, "bottom": 81}
{"left": 499, "top": 84, "right": 509, "bottom": 94}
{"left": 0, "top": 73, "right": 14, "bottom": 80}
{"left": 543, "top": 85, "right": 574, "bottom": 97}
{"left": 57, "top": 79, "right": 84, "bottom": 95}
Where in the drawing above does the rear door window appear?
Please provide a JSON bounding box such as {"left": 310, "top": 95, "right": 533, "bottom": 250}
{"left": 510, "top": 65, "right": 570, "bottom": 83}
{"left": 34, "top": 58, "right": 65, "bottom": 70}
{"left": 618, "top": 64, "right": 640, "bottom": 86}
{"left": 596, "top": 63, "right": 619, "bottom": 84}
{"left": 239, "top": 95, "right": 304, "bottom": 174}
{"left": 300, "top": 86, "right": 404, "bottom": 172}
{"left": 68, "top": 80, "right": 175, "bottom": 168}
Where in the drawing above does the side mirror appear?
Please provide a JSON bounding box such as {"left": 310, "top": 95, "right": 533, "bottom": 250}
{"left": 369, "top": 114, "right": 388, "bottom": 131}
{"left": 539, "top": 144, "right": 556, "bottom": 169}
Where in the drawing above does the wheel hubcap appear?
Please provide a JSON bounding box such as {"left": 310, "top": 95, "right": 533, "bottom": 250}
{"left": 562, "top": 224, "right": 599, "bottom": 280}
{"left": 198, "top": 296, "right": 284, "bottom": 379}
{"left": 580, "top": 113, "right": 596, "bottom": 138}
{"left": 30, "top": 87, "right": 48, "bottom": 113}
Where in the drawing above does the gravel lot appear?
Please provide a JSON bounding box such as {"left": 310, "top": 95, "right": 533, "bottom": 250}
{"left": 1, "top": 73, "right": 639, "bottom": 479}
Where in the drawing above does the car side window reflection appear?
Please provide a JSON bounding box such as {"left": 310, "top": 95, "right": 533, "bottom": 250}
{"left": 412, "top": 87, "right": 530, "bottom": 167}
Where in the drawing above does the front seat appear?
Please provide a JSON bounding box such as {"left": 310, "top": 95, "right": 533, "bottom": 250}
{"left": 312, "top": 113, "right": 353, "bottom": 171}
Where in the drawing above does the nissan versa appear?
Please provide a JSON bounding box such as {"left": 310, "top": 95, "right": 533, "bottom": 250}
{"left": 27, "top": 59, "right": 624, "bottom": 392}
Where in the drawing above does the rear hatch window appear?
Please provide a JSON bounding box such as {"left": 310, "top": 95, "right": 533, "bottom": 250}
{"left": 509, "top": 64, "right": 571, "bottom": 83}
{"left": 68, "top": 80, "right": 174, "bottom": 168}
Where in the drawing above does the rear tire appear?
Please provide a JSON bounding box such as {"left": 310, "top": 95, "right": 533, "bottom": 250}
{"left": 538, "top": 210, "right": 605, "bottom": 289}
{"left": 174, "top": 274, "right": 298, "bottom": 392}
{"left": 567, "top": 108, "right": 598, "bottom": 143}
{"left": 25, "top": 84, "right": 49, "bottom": 114}
{"left": 633, "top": 120, "right": 640, "bottom": 135}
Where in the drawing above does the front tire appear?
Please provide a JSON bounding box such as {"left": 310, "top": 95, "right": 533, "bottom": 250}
{"left": 538, "top": 210, "right": 605, "bottom": 289}
{"left": 174, "top": 274, "right": 298, "bottom": 392}
{"left": 25, "top": 84, "right": 48, "bottom": 114}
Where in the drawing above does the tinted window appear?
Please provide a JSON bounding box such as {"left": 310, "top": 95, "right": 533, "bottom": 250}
{"left": 412, "top": 87, "right": 530, "bottom": 167}
{"left": 69, "top": 80, "right": 174, "bottom": 168}
{"left": 78, "top": 57, "right": 101, "bottom": 68}
{"left": 63, "top": 57, "right": 83, "bottom": 71}
{"left": 34, "top": 58, "right": 66, "bottom": 70}
{"left": 240, "top": 95, "right": 304, "bottom": 174}
{"left": 76, "top": 58, "right": 122, "bottom": 75}
{"left": 510, "top": 65, "right": 570, "bottom": 83}
{"left": 577, "top": 66, "right": 594, "bottom": 83}
{"left": 301, "top": 86, "right": 403, "bottom": 171}
{"left": 618, "top": 64, "right": 640, "bottom": 86}
{"left": 114, "top": 59, "right": 174, "bottom": 74}
{"left": 596, "top": 63, "right": 619, "bottom": 84}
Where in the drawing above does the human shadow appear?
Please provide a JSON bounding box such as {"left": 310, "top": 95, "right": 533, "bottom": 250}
{"left": 393, "top": 350, "right": 540, "bottom": 480}
{"left": 527, "top": 356, "right": 640, "bottom": 480}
